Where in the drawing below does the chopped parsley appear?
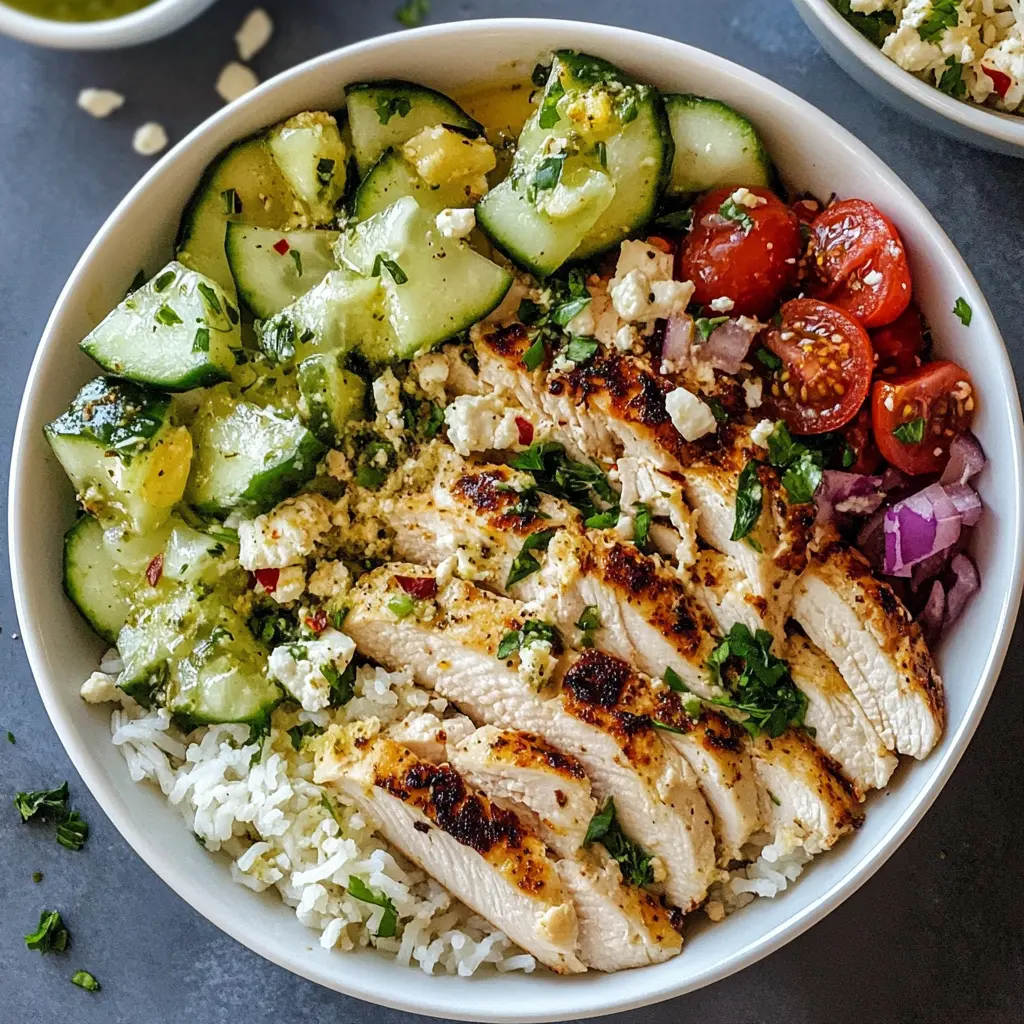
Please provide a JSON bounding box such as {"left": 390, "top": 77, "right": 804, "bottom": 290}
{"left": 575, "top": 605, "right": 600, "bottom": 648}
{"left": 564, "top": 336, "right": 599, "bottom": 363}
{"left": 830, "top": 0, "right": 896, "bottom": 46}
{"left": 323, "top": 662, "right": 356, "bottom": 707}
{"left": 953, "top": 296, "right": 972, "bottom": 326}
{"left": 7, "top": 731, "right": 15, "bottom": 744}
{"left": 152, "top": 269, "right": 176, "bottom": 293}
{"left": 938, "top": 56, "right": 967, "bottom": 99}
{"left": 528, "top": 154, "right": 565, "bottom": 203}
{"left": 25, "top": 910, "right": 69, "bottom": 954}
{"left": 538, "top": 76, "right": 565, "bottom": 130}
{"left": 521, "top": 334, "right": 547, "bottom": 370}
{"left": 388, "top": 593, "right": 415, "bottom": 619}
{"left": 506, "top": 529, "right": 557, "bottom": 587}
{"left": 632, "top": 502, "right": 652, "bottom": 553}
{"left": 347, "top": 876, "right": 398, "bottom": 937}
{"left": 375, "top": 94, "right": 412, "bottom": 124}
{"left": 497, "top": 620, "right": 560, "bottom": 660}
{"left": 584, "top": 798, "right": 653, "bottom": 887}
{"left": 584, "top": 506, "right": 620, "bottom": 529}
{"left": 371, "top": 252, "right": 408, "bottom": 285}
{"left": 652, "top": 207, "right": 693, "bottom": 231}
{"left": 705, "top": 623, "right": 808, "bottom": 738}
{"left": 354, "top": 438, "right": 395, "bottom": 490}
{"left": 892, "top": 416, "right": 926, "bottom": 444}
{"left": 192, "top": 327, "right": 210, "bottom": 353}
{"left": 707, "top": 396, "right": 729, "bottom": 423}
{"left": 615, "top": 92, "right": 639, "bottom": 125}
{"left": 56, "top": 811, "right": 88, "bottom": 852}
{"left": 754, "top": 346, "right": 782, "bottom": 371}
{"left": 32, "top": 871, "right": 43, "bottom": 883}
{"left": 663, "top": 666, "right": 687, "bottom": 693}
{"left": 71, "top": 970, "right": 100, "bottom": 992}
{"left": 509, "top": 441, "right": 618, "bottom": 519}
{"left": 287, "top": 722, "right": 321, "bottom": 750}
{"left": 14, "top": 782, "right": 70, "bottom": 823}
{"left": 917, "top": 0, "right": 959, "bottom": 43}
{"left": 731, "top": 460, "right": 763, "bottom": 542}
{"left": 695, "top": 315, "right": 729, "bottom": 341}
{"left": 550, "top": 296, "right": 591, "bottom": 328}
{"left": 718, "top": 195, "right": 754, "bottom": 233}
{"left": 154, "top": 303, "right": 182, "bottom": 327}
{"left": 290, "top": 249, "right": 303, "bottom": 277}
{"left": 321, "top": 792, "right": 344, "bottom": 828}
{"left": 766, "top": 421, "right": 825, "bottom": 505}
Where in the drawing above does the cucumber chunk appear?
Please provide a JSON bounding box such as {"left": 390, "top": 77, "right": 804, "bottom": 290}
{"left": 664, "top": 94, "right": 771, "bottom": 195}
{"left": 336, "top": 196, "right": 512, "bottom": 358}
{"left": 163, "top": 522, "right": 239, "bottom": 585}
{"left": 177, "top": 136, "right": 301, "bottom": 296}
{"left": 346, "top": 80, "right": 484, "bottom": 177}
{"left": 225, "top": 224, "right": 339, "bottom": 320}
{"left": 63, "top": 516, "right": 134, "bottom": 643}
{"left": 80, "top": 261, "right": 239, "bottom": 391}
{"left": 266, "top": 111, "right": 349, "bottom": 224}
{"left": 45, "top": 377, "right": 193, "bottom": 533}
{"left": 256, "top": 270, "right": 395, "bottom": 365}
{"left": 185, "top": 390, "right": 325, "bottom": 514}
{"left": 297, "top": 353, "right": 368, "bottom": 446}
{"left": 353, "top": 147, "right": 479, "bottom": 222}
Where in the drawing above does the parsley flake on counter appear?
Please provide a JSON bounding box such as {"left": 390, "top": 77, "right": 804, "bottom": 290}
{"left": 56, "top": 811, "right": 89, "bottom": 852}
{"left": 394, "top": 0, "right": 430, "bottom": 28}
{"left": 953, "top": 296, "right": 972, "bottom": 326}
{"left": 507, "top": 529, "right": 556, "bottom": 587}
{"left": 71, "top": 970, "right": 100, "bottom": 992}
{"left": 14, "top": 782, "right": 70, "bottom": 823}
{"left": 892, "top": 416, "right": 926, "bottom": 444}
{"left": 346, "top": 876, "right": 398, "bottom": 938}
{"left": 583, "top": 798, "right": 653, "bottom": 887}
{"left": 6, "top": 730, "right": 14, "bottom": 744}
{"left": 32, "top": 871, "right": 43, "bottom": 884}
{"left": 25, "top": 909, "right": 69, "bottom": 954}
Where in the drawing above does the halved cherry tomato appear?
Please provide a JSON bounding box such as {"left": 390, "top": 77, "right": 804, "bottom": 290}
{"left": 872, "top": 361, "right": 975, "bottom": 475}
{"left": 761, "top": 298, "right": 873, "bottom": 435}
{"left": 870, "top": 303, "right": 925, "bottom": 378}
{"left": 842, "top": 403, "right": 882, "bottom": 474}
{"left": 677, "top": 186, "right": 802, "bottom": 319}
{"left": 807, "top": 199, "right": 912, "bottom": 328}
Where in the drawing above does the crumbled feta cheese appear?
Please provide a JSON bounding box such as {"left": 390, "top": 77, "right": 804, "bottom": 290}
{"left": 132, "top": 122, "right": 168, "bottom": 157}
{"left": 729, "top": 186, "right": 767, "bottom": 209}
{"left": 566, "top": 299, "right": 596, "bottom": 337}
{"left": 614, "top": 510, "right": 635, "bottom": 541}
{"left": 443, "top": 394, "right": 522, "bottom": 456}
{"left": 307, "top": 560, "right": 352, "bottom": 599}
{"left": 413, "top": 352, "right": 450, "bottom": 400}
{"left": 80, "top": 671, "right": 119, "bottom": 704}
{"left": 850, "top": 0, "right": 886, "bottom": 11}
{"left": 649, "top": 855, "right": 668, "bottom": 883}
{"left": 372, "top": 369, "right": 401, "bottom": 414}
{"left": 613, "top": 324, "right": 638, "bottom": 351}
{"left": 401, "top": 125, "right": 496, "bottom": 187}
{"left": 325, "top": 449, "right": 349, "bottom": 481}
{"left": 863, "top": 269, "right": 884, "bottom": 287}
{"left": 750, "top": 418, "right": 775, "bottom": 448}
{"left": 664, "top": 387, "right": 716, "bottom": 441}
{"left": 269, "top": 565, "right": 306, "bottom": 604}
{"left": 883, "top": 394, "right": 895, "bottom": 412}
{"left": 614, "top": 239, "right": 674, "bottom": 282}
{"left": 610, "top": 269, "right": 693, "bottom": 324}
{"left": 518, "top": 640, "right": 555, "bottom": 689}
{"left": 435, "top": 206, "right": 476, "bottom": 239}
{"left": 216, "top": 61, "right": 259, "bottom": 104}
{"left": 709, "top": 296, "right": 735, "bottom": 313}
{"left": 268, "top": 629, "right": 356, "bottom": 712}
{"left": 238, "top": 493, "right": 334, "bottom": 569}
{"left": 77, "top": 88, "right": 125, "bottom": 118}
{"left": 235, "top": 7, "right": 273, "bottom": 61}
{"left": 743, "top": 378, "right": 763, "bottom": 409}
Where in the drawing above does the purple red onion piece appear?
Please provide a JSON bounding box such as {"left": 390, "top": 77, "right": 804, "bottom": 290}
{"left": 701, "top": 318, "right": 761, "bottom": 374}
{"left": 939, "top": 431, "right": 986, "bottom": 486}
{"left": 918, "top": 580, "right": 946, "bottom": 645}
{"left": 661, "top": 314, "right": 693, "bottom": 368}
{"left": 943, "top": 553, "right": 980, "bottom": 629}
{"left": 882, "top": 482, "right": 962, "bottom": 575}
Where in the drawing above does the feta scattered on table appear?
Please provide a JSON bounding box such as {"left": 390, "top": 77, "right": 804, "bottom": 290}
{"left": 216, "top": 61, "right": 260, "bottom": 104}
{"left": 665, "top": 386, "right": 717, "bottom": 441}
{"left": 132, "top": 122, "right": 168, "bottom": 157}
{"left": 77, "top": 88, "right": 125, "bottom": 118}
{"left": 268, "top": 629, "right": 356, "bottom": 712}
{"left": 235, "top": 7, "right": 273, "bottom": 61}
{"left": 435, "top": 206, "right": 476, "bottom": 239}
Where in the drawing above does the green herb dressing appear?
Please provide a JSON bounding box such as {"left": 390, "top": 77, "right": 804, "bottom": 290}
{"left": 4, "top": 0, "right": 152, "bottom": 22}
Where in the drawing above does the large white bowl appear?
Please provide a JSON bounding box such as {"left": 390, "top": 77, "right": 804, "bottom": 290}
{"left": 792, "top": 0, "right": 1024, "bottom": 157}
{"left": 9, "top": 18, "right": 1024, "bottom": 1022}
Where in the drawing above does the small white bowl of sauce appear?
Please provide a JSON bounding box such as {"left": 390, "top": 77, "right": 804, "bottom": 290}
{"left": 0, "top": 0, "right": 216, "bottom": 49}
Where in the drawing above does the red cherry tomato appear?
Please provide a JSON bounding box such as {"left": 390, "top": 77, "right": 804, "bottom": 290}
{"left": 871, "top": 304, "right": 926, "bottom": 378}
{"left": 871, "top": 361, "right": 976, "bottom": 475}
{"left": 841, "top": 403, "right": 882, "bottom": 474}
{"left": 791, "top": 196, "right": 824, "bottom": 225}
{"left": 761, "top": 298, "right": 873, "bottom": 435}
{"left": 807, "top": 199, "right": 912, "bottom": 328}
{"left": 677, "top": 186, "right": 802, "bottom": 319}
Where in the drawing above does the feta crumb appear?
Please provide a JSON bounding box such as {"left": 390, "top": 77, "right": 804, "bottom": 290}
{"left": 235, "top": 8, "right": 273, "bottom": 61}
{"left": 863, "top": 269, "right": 884, "bottom": 287}
{"left": 77, "top": 88, "right": 125, "bottom": 119}
{"left": 216, "top": 61, "right": 259, "bottom": 104}
{"left": 614, "top": 511, "right": 635, "bottom": 541}
{"left": 665, "top": 387, "right": 716, "bottom": 441}
{"left": 884, "top": 394, "right": 895, "bottom": 412}
{"left": 710, "top": 296, "right": 735, "bottom": 313}
{"left": 750, "top": 418, "right": 775, "bottom": 448}
{"left": 743, "top": 377, "right": 763, "bottom": 409}
{"left": 518, "top": 640, "right": 555, "bottom": 690}
{"left": 132, "top": 122, "right": 168, "bottom": 157}
{"left": 268, "top": 629, "right": 356, "bottom": 712}
{"left": 372, "top": 369, "right": 401, "bottom": 414}
{"left": 435, "top": 206, "right": 476, "bottom": 239}
{"left": 443, "top": 394, "right": 522, "bottom": 456}
{"left": 238, "top": 493, "right": 333, "bottom": 569}
{"left": 413, "top": 352, "right": 449, "bottom": 400}
{"left": 80, "top": 671, "right": 119, "bottom": 704}
{"left": 613, "top": 324, "right": 637, "bottom": 351}
{"left": 307, "top": 560, "right": 352, "bottom": 600}
{"left": 730, "top": 186, "right": 766, "bottom": 209}
{"left": 267, "top": 565, "right": 306, "bottom": 604}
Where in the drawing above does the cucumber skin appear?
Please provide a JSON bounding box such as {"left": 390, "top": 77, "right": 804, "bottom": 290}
{"left": 62, "top": 516, "right": 127, "bottom": 644}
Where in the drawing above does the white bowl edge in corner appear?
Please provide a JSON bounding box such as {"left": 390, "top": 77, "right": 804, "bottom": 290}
{"left": 8, "top": 18, "right": 1024, "bottom": 1022}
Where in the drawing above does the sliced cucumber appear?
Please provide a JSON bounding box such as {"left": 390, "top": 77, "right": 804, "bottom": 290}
{"left": 45, "top": 377, "right": 193, "bottom": 533}
{"left": 297, "top": 353, "right": 368, "bottom": 446}
{"left": 163, "top": 522, "right": 239, "bottom": 585}
{"left": 664, "top": 94, "right": 771, "bottom": 195}
{"left": 256, "top": 269, "right": 395, "bottom": 365}
{"left": 346, "top": 80, "right": 484, "bottom": 177}
{"left": 63, "top": 516, "right": 133, "bottom": 643}
{"left": 353, "top": 147, "right": 478, "bottom": 222}
{"left": 225, "top": 224, "right": 339, "bottom": 320}
{"left": 336, "top": 196, "right": 512, "bottom": 358}
{"left": 80, "top": 261, "right": 238, "bottom": 391}
{"left": 177, "top": 136, "right": 301, "bottom": 296}
{"left": 185, "top": 390, "right": 325, "bottom": 515}
{"left": 266, "top": 111, "right": 349, "bottom": 224}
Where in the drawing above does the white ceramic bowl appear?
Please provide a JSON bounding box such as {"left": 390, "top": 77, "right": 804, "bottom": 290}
{"left": 9, "top": 18, "right": 1024, "bottom": 1022}
{"left": 0, "top": 0, "right": 216, "bottom": 49}
{"left": 792, "top": 0, "right": 1024, "bottom": 157}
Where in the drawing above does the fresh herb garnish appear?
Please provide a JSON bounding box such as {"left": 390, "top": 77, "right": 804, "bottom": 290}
{"left": 708, "top": 397, "right": 729, "bottom": 423}
{"left": 375, "top": 94, "right": 413, "bottom": 124}
{"left": 583, "top": 798, "right": 653, "bottom": 887}
{"left": 346, "top": 876, "right": 398, "bottom": 938}
{"left": 830, "top": 0, "right": 896, "bottom": 46}
{"left": 354, "top": 438, "right": 395, "bottom": 490}
{"left": 550, "top": 296, "right": 591, "bottom": 328}
{"left": 754, "top": 346, "right": 782, "bottom": 371}
{"left": 765, "top": 421, "right": 824, "bottom": 504}
{"left": 517, "top": 298, "right": 543, "bottom": 325}
{"left": 528, "top": 154, "right": 565, "bottom": 203}
{"left": 71, "top": 970, "right": 100, "bottom": 992}
{"left": 287, "top": 722, "right": 321, "bottom": 750}
{"left": 695, "top": 315, "right": 729, "bottom": 341}
{"left": 371, "top": 252, "right": 408, "bottom": 285}
{"left": 575, "top": 605, "right": 600, "bottom": 648}
{"left": 290, "top": 249, "right": 303, "bottom": 277}
{"left": 521, "top": 334, "right": 547, "bottom": 370}
{"left": 653, "top": 207, "right": 693, "bottom": 231}
{"left": 388, "top": 593, "right": 415, "bottom": 619}
{"left": 496, "top": 620, "right": 560, "bottom": 660}
{"left": 509, "top": 441, "right": 618, "bottom": 519}
{"left": 155, "top": 303, "right": 182, "bottom": 327}
{"left": 937, "top": 56, "right": 967, "bottom": 99}
{"left": 326, "top": 660, "right": 356, "bottom": 707}
{"left": 705, "top": 623, "right": 808, "bottom": 738}
{"left": 152, "top": 270, "right": 176, "bottom": 293}
{"left": 538, "top": 76, "right": 565, "bottom": 129}
{"left": 892, "top": 416, "right": 926, "bottom": 444}
{"left": 564, "top": 337, "right": 599, "bottom": 363}
{"left": 731, "top": 460, "right": 764, "bottom": 542}
{"left": 25, "top": 910, "right": 69, "bottom": 954}
{"left": 663, "top": 666, "right": 687, "bottom": 693}
{"left": 719, "top": 195, "right": 754, "bottom": 233}
{"left": 953, "top": 296, "right": 972, "bottom": 326}
{"left": 616, "top": 92, "right": 639, "bottom": 125}
{"left": 632, "top": 502, "right": 652, "bottom": 552}
{"left": 917, "top": 0, "right": 959, "bottom": 43}
{"left": 584, "top": 506, "right": 620, "bottom": 529}
{"left": 506, "top": 529, "right": 557, "bottom": 587}
{"left": 192, "top": 327, "right": 210, "bottom": 353}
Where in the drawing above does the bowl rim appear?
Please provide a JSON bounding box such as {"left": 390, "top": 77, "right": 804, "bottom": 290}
{"left": 793, "top": 0, "right": 1024, "bottom": 150}
{"left": 9, "top": 17, "right": 1024, "bottom": 1021}
{"left": 0, "top": 0, "right": 216, "bottom": 49}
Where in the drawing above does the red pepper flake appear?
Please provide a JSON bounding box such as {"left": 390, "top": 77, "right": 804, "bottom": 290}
{"left": 272, "top": 238, "right": 291, "bottom": 255}
{"left": 395, "top": 575, "right": 437, "bottom": 600}
{"left": 254, "top": 567, "right": 280, "bottom": 593}
{"left": 515, "top": 416, "right": 534, "bottom": 445}
{"left": 305, "top": 609, "right": 328, "bottom": 634}
{"left": 145, "top": 554, "right": 163, "bottom": 587}
{"left": 983, "top": 66, "right": 1012, "bottom": 99}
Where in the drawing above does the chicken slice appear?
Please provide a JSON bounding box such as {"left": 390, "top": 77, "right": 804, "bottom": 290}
{"left": 389, "top": 711, "right": 476, "bottom": 764}
{"left": 448, "top": 725, "right": 595, "bottom": 859}
{"left": 315, "top": 732, "right": 585, "bottom": 973}
{"left": 694, "top": 549, "right": 770, "bottom": 637}
{"left": 556, "top": 846, "right": 683, "bottom": 971}
{"left": 344, "top": 567, "right": 716, "bottom": 911}
{"left": 785, "top": 635, "right": 897, "bottom": 795}
{"left": 790, "top": 541, "right": 944, "bottom": 759}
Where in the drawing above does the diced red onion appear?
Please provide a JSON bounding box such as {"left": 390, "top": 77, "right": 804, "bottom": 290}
{"left": 943, "top": 483, "right": 983, "bottom": 527}
{"left": 662, "top": 314, "right": 693, "bottom": 368}
{"left": 857, "top": 506, "right": 887, "bottom": 569}
{"left": 911, "top": 546, "right": 952, "bottom": 592}
{"left": 816, "top": 470, "right": 884, "bottom": 524}
{"left": 917, "top": 580, "right": 945, "bottom": 645}
{"left": 879, "top": 467, "right": 910, "bottom": 493}
{"left": 702, "top": 317, "right": 761, "bottom": 374}
{"left": 883, "top": 482, "right": 962, "bottom": 575}
{"left": 942, "top": 553, "right": 980, "bottom": 629}
{"left": 939, "top": 432, "right": 986, "bottom": 486}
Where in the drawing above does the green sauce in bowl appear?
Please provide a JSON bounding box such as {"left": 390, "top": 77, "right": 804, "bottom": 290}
{"left": 2, "top": 0, "right": 153, "bottom": 21}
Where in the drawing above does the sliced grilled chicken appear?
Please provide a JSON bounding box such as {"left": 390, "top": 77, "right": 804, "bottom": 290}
{"left": 790, "top": 541, "right": 944, "bottom": 759}
{"left": 615, "top": 456, "right": 699, "bottom": 569}
{"left": 695, "top": 549, "right": 770, "bottom": 638}
{"left": 785, "top": 635, "right": 897, "bottom": 795}
{"left": 448, "top": 725, "right": 595, "bottom": 859}
{"left": 389, "top": 711, "right": 476, "bottom": 764}
{"left": 749, "top": 730, "right": 863, "bottom": 855}
{"left": 315, "top": 732, "right": 585, "bottom": 973}
{"left": 556, "top": 846, "right": 683, "bottom": 971}
{"left": 344, "top": 567, "right": 717, "bottom": 911}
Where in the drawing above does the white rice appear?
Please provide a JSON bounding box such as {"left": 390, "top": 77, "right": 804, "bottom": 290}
{"left": 108, "top": 662, "right": 536, "bottom": 976}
